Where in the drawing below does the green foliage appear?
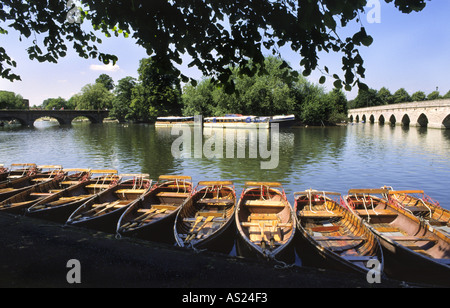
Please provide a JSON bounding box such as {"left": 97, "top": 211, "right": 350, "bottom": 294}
{"left": 0, "top": 0, "right": 429, "bottom": 92}
{"left": 95, "top": 74, "right": 115, "bottom": 91}
{"left": 182, "top": 56, "right": 347, "bottom": 125}
{"left": 392, "top": 88, "right": 411, "bottom": 104}
{"left": 349, "top": 88, "right": 381, "bottom": 109}
{"left": 42, "top": 97, "right": 74, "bottom": 110}
{"left": 411, "top": 91, "right": 426, "bottom": 101}
{"left": 0, "top": 90, "right": 25, "bottom": 109}
{"left": 110, "top": 76, "right": 136, "bottom": 122}
{"left": 74, "top": 83, "right": 114, "bottom": 110}
{"left": 377, "top": 87, "right": 394, "bottom": 105}
{"left": 129, "top": 58, "right": 182, "bottom": 122}
{"left": 427, "top": 90, "right": 441, "bottom": 100}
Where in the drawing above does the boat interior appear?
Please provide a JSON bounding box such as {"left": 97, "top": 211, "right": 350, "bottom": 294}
{"left": 237, "top": 182, "right": 294, "bottom": 251}
{"left": 295, "top": 190, "right": 380, "bottom": 265}
{"left": 177, "top": 181, "right": 235, "bottom": 244}
{"left": 346, "top": 189, "right": 450, "bottom": 261}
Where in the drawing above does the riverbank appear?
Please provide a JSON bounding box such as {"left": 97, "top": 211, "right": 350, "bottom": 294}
{"left": 0, "top": 212, "right": 435, "bottom": 290}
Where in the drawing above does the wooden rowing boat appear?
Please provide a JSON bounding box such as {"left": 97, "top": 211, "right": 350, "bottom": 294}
{"left": 344, "top": 188, "right": 450, "bottom": 285}
{"left": 117, "top": 175, "right": 192, "bottom": 243}
{"left": 25, "top": 169, "right": 119, "bottom": 223}
{"left": 0, "top": 164, "right": 8, "bottom": 182}
{"left": 384, "top": 187, "right": 450, "bottom": 238}
{"left": 174, "top": 181, "right": 236, "bottom": 253}
{"left": 0, "top": 164, "right": 63, "bottom": 201}
{"left": 66, "top": 174, "right": 151, "bottom": 233}
{"left": 294, "top": 189, "right": 384, "bottom": 276}
{"left": 235, "top": 182, "right": 296, "bottom": 262}
{"left": 0, "top": 176, "right": 65, "bottom": 215}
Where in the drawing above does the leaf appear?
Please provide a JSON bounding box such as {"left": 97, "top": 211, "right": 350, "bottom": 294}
{"left": 319, "top": 76, "right": 326, "bottom": 84}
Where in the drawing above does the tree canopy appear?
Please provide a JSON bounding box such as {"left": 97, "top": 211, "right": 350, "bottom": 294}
{"left": 0, "top": 0, "right": 429, "bottom": 91}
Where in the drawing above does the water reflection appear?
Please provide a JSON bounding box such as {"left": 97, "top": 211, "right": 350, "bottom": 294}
{"left": 0, "top": 122, "right": 449, "bottom": 209}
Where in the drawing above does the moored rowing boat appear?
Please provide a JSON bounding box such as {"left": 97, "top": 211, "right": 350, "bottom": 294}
{"left": 174, "top": 181, "right": 236, "bottom": 253}
{"left": 294, "top": 189, "right": 384, "bottom": 276}
{"left": 384, "top": 187, "right": 450, "bottom": 238}
{"left": 344, "top": 188, "right": 450, "bottom": 285}
{"left": 117, "top": 175, "right": 193, "bottom": 243}
{"left": 26, "top": 169, "right": 119, "bottom": 223}
{"left": 235, "top": 182, "right": 295, "bottom": 262}
{"left": 66, "top": 174, "right": 151, "bottom": 233}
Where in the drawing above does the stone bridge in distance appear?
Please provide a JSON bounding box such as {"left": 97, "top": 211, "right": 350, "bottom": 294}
{"left": 347, "top": 99, "right": 450, "bottom": 129}
{"left": 0, "top": 109, "right": 110, "bottom": 127}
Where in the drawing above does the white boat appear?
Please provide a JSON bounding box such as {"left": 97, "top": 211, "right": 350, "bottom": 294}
{"left": 155, "top": 116, "right": 195, "bottom": 127}
{"left": 203, "top": 114, "right": 295, "bottom": 129}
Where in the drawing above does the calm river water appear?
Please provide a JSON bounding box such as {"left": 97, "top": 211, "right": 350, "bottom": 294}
{"left": 1, "top": 121, "right": 449, "bottom": 209}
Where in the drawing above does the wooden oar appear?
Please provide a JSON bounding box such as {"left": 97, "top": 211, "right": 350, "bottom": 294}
{"left": 189, "top": 216, "right": 204, "bottom": 233}
{"left": 92, "top": 200, "right": 123, "bottom": 217}
{"left": 195, "top": 216, "right": 214, "bottom": 232}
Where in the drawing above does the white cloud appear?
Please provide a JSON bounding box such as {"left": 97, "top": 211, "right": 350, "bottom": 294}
{"left": 89, "top": 63, "right": 120, "bottom": 72}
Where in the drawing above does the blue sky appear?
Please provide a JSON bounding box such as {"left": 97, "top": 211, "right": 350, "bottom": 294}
{"left": 1, "top": 1, "right": 450, "bottom": 107}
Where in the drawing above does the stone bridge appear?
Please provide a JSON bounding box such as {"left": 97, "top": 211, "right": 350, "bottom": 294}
{"left": 0, "top": 109, "right": 110, "bottom": 127}
{"left": 347, "top": 99, "right": 450, "bottom": 129}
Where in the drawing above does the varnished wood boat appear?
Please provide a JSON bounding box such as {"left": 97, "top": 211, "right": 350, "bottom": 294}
{"left": 117, "top": 175, "right": 192, "bottom": 243}
{"left": 0, "top": 174, "right": 65, "bottom": 215}
{"left": 174, "top": 181, "right": 236, "bottom": 253}
{"left": 0, "top": 164, "right": 8, "bottom": 182}
{"left": 26, "top": 169, "right": 119, "bottom": 223}
{"left": 235, "top": 182, "right": 296, "bottom": 261}
{"left": 294, "top": 189, "right": 384, "bottom": 276}
{"left": 344, "top": 188, "right": 450, "bottom": 285}
{"left": 0, "top": 164, "right": 60, "bottom": 201}
{"left": 384, "top": 187, "right": 450, "bottom": 237}
{"left": 66, "top": 174, "right": 151, "bottom": 233}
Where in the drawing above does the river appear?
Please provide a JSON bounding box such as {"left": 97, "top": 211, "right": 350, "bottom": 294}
{"left": 1, "top": 121, "right": 449, "bottom": 209}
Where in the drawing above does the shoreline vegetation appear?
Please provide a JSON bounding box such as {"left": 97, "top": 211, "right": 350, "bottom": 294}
{"left": 3, "top": 56, "right": 449, "bottom": 127}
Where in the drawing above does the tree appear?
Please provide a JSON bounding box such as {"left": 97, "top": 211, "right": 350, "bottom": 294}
{"left": 42, "top": 97, "right": 74, "bottom": 110}
{"left": 411, "top": 91, "right": 426, "bottom": 101}
{"left": 349, "top": 88, "right": 381, "bottom": 109}
{"left": 0, "top": 0, "right": 429, "bottom": 92}
{"left": 0, "top": 90, "right": 25, "bottom": 109}
{"left": 377, "top": 87, "right": 394, "bottom": 105}
{"left": 129, "top": 58, "right": 182, "bottom": 122}
{"left": 95, "top": 74, "right": 114, "bottom": 91}
{"left": 443, "top": 90, "right": 450, "bottom": 99}
{"left": 427, "top": 90, "right": 441, "bottom": 100}
{"left": 110, "top": 76, "right": 136, "bottom": 122}
{"left": 74, "top": 83, "right": 114, "bottom": 110}
{"left": 392, "top": 88, "right": 411, "bottom": 104}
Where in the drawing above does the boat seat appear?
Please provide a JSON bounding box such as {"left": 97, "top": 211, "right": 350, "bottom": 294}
{"left": 298, "top": 211, "right": 343, "bottom": 218}
{"left": 156, "top": 192, "right": 190, "bottom": 198}
{"left": 387, "top": 236, "right": 437, "bottom": 242}
{"left": 310, "top": 226, "right": 341, "bottom": 232}
{"left": 248, "top": 213, "right": 279, "bottom": 221}
{"left": 115, "top": 189, "right": 147, "bottom": 194}
{"left": 241, "top": 222, "right": 292, "bottom": 228}
{"left": 374, "top": 226, "right": 400, "bottom": 233}
{"left": 354, "top": 209, "right": 397, "bottom": 217}
{"left": 245, "top": 200, "right": 285, "bottom": 208}
{"left": 86, "top": 184, "right": 111, "bottom": 189}
{"left": 197, "top": 198, "right": 234, "bottom": 205}
{"left": 313, "top": 236, "right": 366, "bottom": 241}
{"left": 404, "top": 206, "right": 430, "bottom": 213}
{"left": 29, "top": 192, "right": 54, "bottom": 197}
{"left": 61, "top": 181, "right": 81, "bottom": 186}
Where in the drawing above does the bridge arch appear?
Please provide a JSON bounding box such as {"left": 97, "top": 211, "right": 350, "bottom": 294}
{"left": 417, "top": 113, "right": 428, "bottom": 128}
{"left": 369, "top": 115, "right": 375, "bottom": 124}
{"left": 401, "top": 114, "right": 410, "bottom": 126}
{"left": 389, "top": 114, "right": 396, "bottom": 126}
{"left": 443, "top": 114, "right": 450, "bottom": 128}
{"left": 378, "top": 115, "right": 385, "bottom": 125}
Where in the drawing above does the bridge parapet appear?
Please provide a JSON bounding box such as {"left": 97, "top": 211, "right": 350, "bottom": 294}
{"left": 348, "top": 99, "right": 450, "bottom": 129}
